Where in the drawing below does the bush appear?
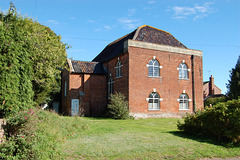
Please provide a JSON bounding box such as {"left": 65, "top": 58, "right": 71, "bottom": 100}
{"left": 107, "top": 92, "right": 129, "bottom": 119}
{"left": 178, "top": 99, "right": 240, "bottom": 143}
{"left": 0, "top": 108, "right": 40, "bottom": 159}
{"left": 204, "top": 96, "right": 227, "bottom": 107}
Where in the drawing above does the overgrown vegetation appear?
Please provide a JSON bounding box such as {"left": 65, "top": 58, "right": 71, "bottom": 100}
{"left": 0, "top": 4, "right": 67, "bottom": 117}
{"left": 0, "top": 108, "right": 88, "bottom": 159}
{"left": 178, "top": 99, "right": 240, "bottom": 144}
{"left": 227, "top": 55, "right": 240, "bottom": 100}
{"left": 107, "top": 92, "right": 130, "bottom": 119}
{"left": 204, "top": 96, "right": 227, "bottom": 107}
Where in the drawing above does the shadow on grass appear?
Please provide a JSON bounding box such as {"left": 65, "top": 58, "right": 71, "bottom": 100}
{"left": 169, "top": 131, "right": 240, "bottom": 148}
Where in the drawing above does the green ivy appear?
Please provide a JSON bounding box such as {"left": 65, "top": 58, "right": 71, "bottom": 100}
{"left": 0, "top": 4, "right": 68, "bottom": 117}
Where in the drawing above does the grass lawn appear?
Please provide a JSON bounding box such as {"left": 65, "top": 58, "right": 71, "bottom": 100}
{"left": 57, "top": 117, "right": 240, "bottom": 160}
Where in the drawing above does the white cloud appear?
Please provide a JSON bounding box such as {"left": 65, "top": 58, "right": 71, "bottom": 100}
{"left": 47, "top": 20, "right": 59, "bottom": 25}
{"left": 128, "top": 8, "right": 136, "bottom": 16}
{"left": 169, "top": 2, "right": 215, "bottom": 20}
{"left": 104, "top": 25, "right": 112, "bottom": 30}
{"left": 118, "top": 17, "right": 141, "bottom": 30}
{"left": 148, "top": 1, "right": 155, "bottom": 4}
{"left": 87, "top": 19, "right": 95, "bottom": 23}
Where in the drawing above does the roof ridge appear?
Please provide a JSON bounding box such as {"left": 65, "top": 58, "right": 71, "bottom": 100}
{"left": 71, "top": 60, "right": 99, "bottom": 64}
{"left": 107, "top": 30, "right": 136, "bottom": 46}
{"left": 136, "top": 25, "right": 172, "bottom": 37}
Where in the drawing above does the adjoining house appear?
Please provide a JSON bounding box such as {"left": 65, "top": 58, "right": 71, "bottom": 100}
{"left": 203, "top": 75, "right": 223, "bottom": 100}
{"left": 61, "top": 25, "right": 203, "bottom": 118}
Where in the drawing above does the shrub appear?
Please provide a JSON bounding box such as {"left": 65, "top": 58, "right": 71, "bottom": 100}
{"left": 0, "top": 108, "right": 40, "bottom": 159}
{"left": 204, "top": 96, "right": 227, "bottom": 107}
{"left": 178, "top": 99, "right": 240, "bottom": 143}
{"left": 107, "top": 92, "right": 129, "bottom": 119}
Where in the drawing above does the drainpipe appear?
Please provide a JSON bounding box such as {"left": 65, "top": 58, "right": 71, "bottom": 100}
{"left": 191, "top": 55, "right": 196, "bottom": 113}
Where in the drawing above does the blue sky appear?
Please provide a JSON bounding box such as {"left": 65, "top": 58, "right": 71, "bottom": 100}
{"left": 1, "top": 0, "right": 240, "bottom": 94}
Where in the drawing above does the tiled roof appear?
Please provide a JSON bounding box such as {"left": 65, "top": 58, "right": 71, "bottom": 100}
{"left": 135, "top": 26, "right": 187, "bottom": 48}
{"left": 71, "top": 60, "right": 106, "bottom": 74}
{"left": 92, "top": 25, "right": 187, "bottom": 62}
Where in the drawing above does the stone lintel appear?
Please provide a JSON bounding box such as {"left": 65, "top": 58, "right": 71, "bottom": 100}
{"left": 124, "top": 39, "right": 202, "bottom": 57}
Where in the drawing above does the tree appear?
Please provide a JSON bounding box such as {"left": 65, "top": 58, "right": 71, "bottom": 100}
{"left": 0, "top": 4, "right": 68, "bottom": 116}
{"left": 227, "top": 55, "right": 240, "bottom": 99}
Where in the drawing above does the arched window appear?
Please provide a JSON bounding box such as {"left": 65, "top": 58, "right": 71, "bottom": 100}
{"left": 148, "top": 59, "right": 160, "bottom": 77}
{"left": 115, "top": 60, "right": 122, "bottom": 78}
{"left": 179, "top": 93, "right": 189, "bottom": 110}
{"left": 148, "top": 92, "right": 160, "bottom": 110}
{"left": 179, "top": 63, "right": 188, "bottom": 79}
{"left": 108, "top": 76, "right": 114, "bottom": 98}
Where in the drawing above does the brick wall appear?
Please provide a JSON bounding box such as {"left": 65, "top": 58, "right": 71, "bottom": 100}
{"left": 103, "top": 52, "right": 129, "bottom": 100}
{"left": 61, "top": 69, "right": 107, "bottom": 116}
{"left": 128, "top": 46, "right": 203, "bottom": 117}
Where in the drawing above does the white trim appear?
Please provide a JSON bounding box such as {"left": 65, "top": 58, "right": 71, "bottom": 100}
{"left": 148, "top": 109, "right": 161, "bottom": 111}
{"left": 177, "top": 68, "right": 179, "bottom": 70}
{"left": 177, "top": 99, "right": 180, "bottom": 101}
{"left": 67, "top": 59, "right": 74, "bottom": 72}
{"left": 183, "top": 90, "right": 185, "bottom": 93}
{"left": 146, "top": 98, "right": 149, "bottom": 101}
{"left": 146, "top": 64, "right": 149, "bottom": 67}
{"left": 188, "top": 69, "right": 191, "bottom": 71}
{"left": 159, "top": 66, "right": 162, "bottom": 69}
{"left": 124, "top": 40, "right": 203, "bottom": 57}
{"left": 179, "top": 109, "right": 190, "bottom": 111}
{"left": 114, "top": 65, "right": 123, "bottom": 69}
{"left": 159, "top": 98, "right": 163, "bottom": 101}
{"left": 153, "top": 56, "right": 156, "bottom": 59}
{"left": 189, "top": 99, "right": 192, "bottom": 101}
{"left": 183, "top": 60, "right": 185, "bottom": 63}
{"left": 153, "top": 88, "right": 156, "bottom": 92}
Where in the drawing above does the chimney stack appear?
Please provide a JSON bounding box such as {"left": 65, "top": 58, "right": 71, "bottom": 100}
{"left": 209, "top": 75, "right": 214, "bottom": 95}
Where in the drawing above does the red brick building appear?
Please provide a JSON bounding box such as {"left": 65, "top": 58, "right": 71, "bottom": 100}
{"left": 61, "top": 25, "right": 203, "bottom": 118}
{"left": 203, "top": 75, "right": 222, "bottom": 100}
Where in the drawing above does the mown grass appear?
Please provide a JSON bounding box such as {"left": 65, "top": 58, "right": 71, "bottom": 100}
{"left": 53, "top": 117, "right": 240, "bottom": 160}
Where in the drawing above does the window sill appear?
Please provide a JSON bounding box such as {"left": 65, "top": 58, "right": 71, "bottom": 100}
{"left": 148, "top": 109, "right": 161, "bottom": 111}
{"left": 178, "top": 78, "right": 189, "bottom": 80}
{"left": 115, "top": 76, "right": 122, "bottom": 79}
{"left": 179, "top": 109, "right": 190, "bottom": 111}
{"left": 148, "top": 76, "right": 162, "bottom": 78}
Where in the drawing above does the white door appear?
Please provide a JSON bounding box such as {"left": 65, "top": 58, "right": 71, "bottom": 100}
{"left": 53, "top": 102, "right": 59, "bottom": 113}
{"left": 71, "top": 99, "right": 79, "bottom": 116}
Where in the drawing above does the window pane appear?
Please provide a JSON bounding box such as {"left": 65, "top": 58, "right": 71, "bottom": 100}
{"left": 116, "top": 68, "right": 119, "bottom": 77}
{"left": 153, "top": 67, "right": 159, "bottom": 77}
{"left": 179, "top": 69, "right": 183, "bottom": 78}
{"left": 149, "top": 103, "right": 153, "bottom": 110}
{"left": 153, "top": 103, "right": 159, "bottom": 109}
{"left": 149, "top": 60, "right": 153, "bottom": 65}
{"left": 149, "top": 99, "right": 153, "bottom": 103}
{"left": 154, "top": 99, "right": 159, "bottom": 103}
{"left": 149, "top": 66, "right": 153, "bottom": 76}
{"left": 183, "top": 70, "right": 187, "bottom": 79}
{"left": 119, "top": 67, "right": 122, "bottom": 76}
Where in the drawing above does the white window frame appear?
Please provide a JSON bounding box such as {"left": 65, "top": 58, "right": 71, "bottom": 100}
{"left": 147, "top": 59, "right": 161, "bottom": 78}
{"left": 147, "top": 92, "right": 161, "bottom": 111}
{"left": 108, "top": 76, "right": 114, "bottom": 98}
{"left": 115, "top": 59, "right": 123, "bottom": 78}
{"left": 178, "top": 93, "right": 190, "bottom": 110}
{"left": 178, "top": 63, "right": 189, "bottom": 79}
